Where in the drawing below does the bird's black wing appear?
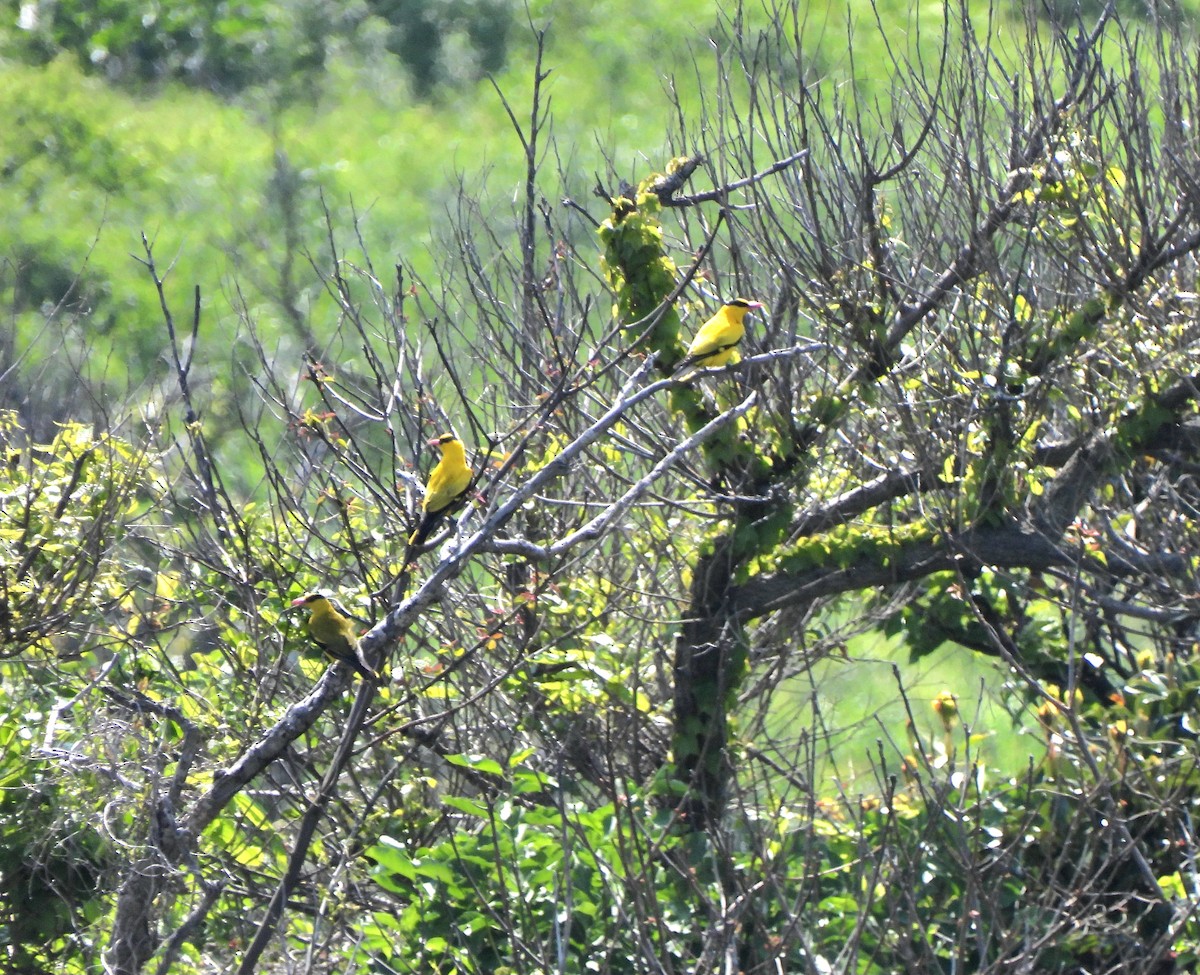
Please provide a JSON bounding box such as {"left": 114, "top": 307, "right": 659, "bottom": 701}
{"left": 674, "top": 340, "right": 741, "bottom": 376}
{"left": 407, "top": 488, "right": 471, "bottom": 553}
{"left": 306, "top": 634, "right": 376, "bottom": 680}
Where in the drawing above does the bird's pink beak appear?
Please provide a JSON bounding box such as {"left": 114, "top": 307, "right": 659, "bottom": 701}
{"left": 290, "top": 596, "right": 308, "bottom": 607}
{"left": 427, "top": 438, "right": 442, "bottom": 447}
{"left": 748, "top": 301, "right": 764, "bottom": 309}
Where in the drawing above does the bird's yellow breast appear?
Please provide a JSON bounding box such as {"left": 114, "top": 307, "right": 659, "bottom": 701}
{"left": 306, "top": 599, "right": 358, "bottom": 650}
{"left": 686, "top": 305, "right": 749, "bottom": 361}
{"left": 424, "top": 439, "right": 472, "bottom": 513}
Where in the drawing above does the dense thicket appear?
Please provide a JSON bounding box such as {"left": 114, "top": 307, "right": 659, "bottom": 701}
{"left": 5, "top": 2, "right": 1200, "bottom": 974}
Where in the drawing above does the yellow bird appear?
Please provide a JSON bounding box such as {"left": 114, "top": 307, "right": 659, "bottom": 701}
{"left": 290, "top": 591, "right": 378, "bottom": 680}
{"left": 407, "top": 434, "right": 473, "bottom": 553}
{"left": 674, "top": 298, "right": 764, "bottom": 378}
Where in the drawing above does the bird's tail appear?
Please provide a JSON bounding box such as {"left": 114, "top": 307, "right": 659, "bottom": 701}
{"left": 404, "top": 511, "right": 444, "bottom": 563}
{"left": 350, "top": 654, "right": 379, "bottom": 681}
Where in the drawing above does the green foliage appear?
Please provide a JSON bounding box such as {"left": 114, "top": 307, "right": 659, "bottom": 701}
{"left": 0, "top": 411, "right": 152, "bottom": 656}
{"left": 1020, "top": 295, "right": 1110, "bottom": 377}
{"left": 1115, "top": 397, "right": 1176, "bottom": 451}
{"left": 4, "top": 0, "right": 349, "bottom": 97}
{"left": 1013, "top": 146, "right": 1126, "bottom": 376}
{"left": 805, "top": 392, "right": 850, "bottom": 428}
{"left": 364, "top": 769, "right": 702, "bottom": 973}
{"left": 368, "top": 0, "right": 516, "bottom": 93}
{"left": 598, "top": 186, "right": 683, "bottom": 360}
{"left": 0, "top": 59, "right": 278, "bottom": 424}
{"left": 0, "top": 701, "right": 109, "bottom": 972}
{"left": 4, "top": 0, "right": 523, "bottom": 100}
{"left": 768, "top": 522, "right": 931, "bottom": 577}
{"left": 886, "top": 570, "right": 1008, "bottom": 661}
{"left": 356, "top": 721, "right": 1188, "bottom": 974}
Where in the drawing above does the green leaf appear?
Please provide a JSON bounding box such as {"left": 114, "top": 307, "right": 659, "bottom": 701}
{"left": 444, "top": 753, "right": 505, "bottom": 777}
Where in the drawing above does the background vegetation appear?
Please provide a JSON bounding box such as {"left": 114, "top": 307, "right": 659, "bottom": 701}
{"left": 4, "top": 0, "right": 1200, "bottom": 973}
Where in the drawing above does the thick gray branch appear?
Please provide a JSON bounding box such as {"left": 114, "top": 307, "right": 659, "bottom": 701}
{"left": 789, "top": 464, "right": 943, "bottom": 538}
{"left": 729, "top": 524, "right": 1186, "bottom": 620}
{"left": 183, "top": 667, "right": 350, "bottom": 835}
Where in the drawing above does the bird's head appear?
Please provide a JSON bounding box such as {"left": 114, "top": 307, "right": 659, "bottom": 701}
{"left": 726, "top": 298, "right": 764, "bottom": 313}
{"left": 291, "top": 590, "right": 372, "bottom": 626}
{"left": 290, "top": 590, "right": 334, "bottom": 609}
{"left": 429, "top": 433, "right": 459, "bottom": 449}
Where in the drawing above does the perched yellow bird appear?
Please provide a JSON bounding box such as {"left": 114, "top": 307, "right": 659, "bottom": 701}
{"left": 674, "top": 298, "right": 764, "bottom": 378}
{"left": 407, "top": 434, "right": 473, "bottom": 553}
{"left": 290, "top": 591, "right": 377, "bottom": 680}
